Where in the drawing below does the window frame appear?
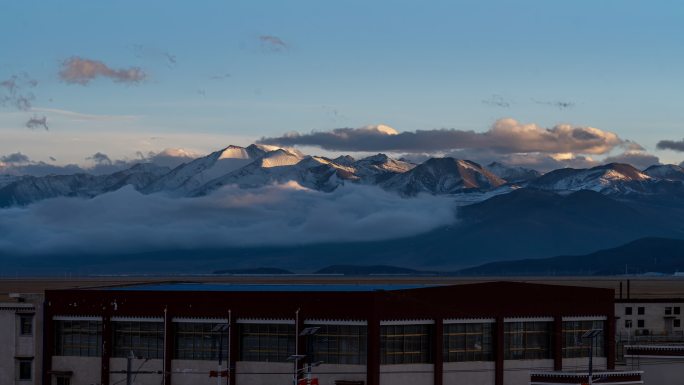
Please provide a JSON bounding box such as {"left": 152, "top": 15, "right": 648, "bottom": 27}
{"left": 504, "top": 321, "right": 554, "bottom": 360}
{"left": 112, "top": 321, "right": 164, "bottom": 359}
{"left": 443, "top": 322, "right": 494, "bottom": 362}
{"left": 54, "top": 320, "right": 103, "bottom": 357}
{"left": 19, "top": 314, "right": 33, "bottom": 336}
{"left": 380, "top": 324, "right": 433, "bottom": 365}
{"left": 17, "top": 358, "right": 32, "bottom": 381}
{"left": 239, "top": 323, "right": 295, "bottom": 362}
{"left": 308, "top": 324, "right": 368, "bottom": 365}
{"left": 174, "top": 322, "right": 228, "bottom": 361}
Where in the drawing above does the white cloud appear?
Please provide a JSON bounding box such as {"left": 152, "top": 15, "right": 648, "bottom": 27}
{"left": 0, "top": 183, "right": 457, "bottom": 256}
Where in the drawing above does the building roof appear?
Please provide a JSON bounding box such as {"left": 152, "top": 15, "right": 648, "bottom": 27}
{"left": 104, "top": 282, "right": 432, "bottom": 292}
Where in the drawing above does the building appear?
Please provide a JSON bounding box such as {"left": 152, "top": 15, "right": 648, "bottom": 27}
{"left": 0, "top": 294, "right": 44, "bottom": 385}
{"left": 43, "top": 281, "right": 615, "bottom": 385}
{"left": 624, "top": 344, "right": 684, "bottom": 385}
{"left": 615, "top": 299, "right": 684, "bottom": 339}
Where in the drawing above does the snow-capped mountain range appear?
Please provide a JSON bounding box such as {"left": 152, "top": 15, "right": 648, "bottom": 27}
{"left": 1, "top": 143, "right": 683, "bottom": 207}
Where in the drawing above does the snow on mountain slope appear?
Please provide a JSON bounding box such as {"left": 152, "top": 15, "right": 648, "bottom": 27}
{"left": 257, "top": 149, "right": 303, "bottom": 168}
{"left": 643, "top": 164, "right": 684, "bottom": 181}
{"left": 487, "top": 162, "right": 541, "bottom": 183}
{"left": 352, "top": 154, "right": 415, "bottom": 183}
{"left": 191, "top": 151, "right": 358, "bottom": 195}
{"left": 0, "top": 163, "right": 170, "bottom": 207}
{"left": 382, "top": 158, "right": 505, "bottom": 196}
{"left": 528, "top": 163, "right": 652, "bottom": 194}
{"left": 143, "top": 145, "right": 267, "bottom": 194}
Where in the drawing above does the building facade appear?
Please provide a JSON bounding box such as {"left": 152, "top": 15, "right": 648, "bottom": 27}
{"left": 43, "top": 282, "right": 615, "bottom": 385}
{"left": 615, "top": 299, "right": 684, "bottom": 339}
{"left": 0, "top": 294, "right": 44, "bottom": 385}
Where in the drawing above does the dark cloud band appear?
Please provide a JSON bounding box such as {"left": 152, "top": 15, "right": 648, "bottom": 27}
{"left": 259, "top": 119, "right": 633, "bottom": 155}
{"left": 657, "top": 139, "right": 684, "bottom": 152}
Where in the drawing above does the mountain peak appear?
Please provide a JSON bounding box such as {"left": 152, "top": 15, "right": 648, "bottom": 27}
{"left": 218, "top": 145, "right": 250, "bottom": 160}
{"left": 382, "top": 157, "right": 504, "bottom": 196}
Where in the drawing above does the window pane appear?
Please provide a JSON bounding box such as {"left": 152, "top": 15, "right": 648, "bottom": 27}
{"left": 504, "top": 322, "right": 553, "bottom": 360}
{"left": 561, "top": 321, "right": 604, "bottom": 358}
{"left": 113, "top": 321, "right": 164, "bottom": 359}
{"left": 54, "top": 320, "right": 103, "bottom": 357}
{"left": 309, "top": 324, "right": 367, "bottom": 365}
{"left": 381, "top": 324, "right": 432, "bottom": 365}
{"left": 239, "top": 323, "right": 295, "bottom": 362}
{"left": 444, "top": 323, "right": 493, "bottom": 362}
{"left": 173, "top": 322, "right": 228, "bottom": 360}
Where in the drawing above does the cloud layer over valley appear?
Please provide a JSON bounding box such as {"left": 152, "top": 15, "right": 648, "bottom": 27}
{"left": 0, "top": 183, "right": 457, "bottom": 256}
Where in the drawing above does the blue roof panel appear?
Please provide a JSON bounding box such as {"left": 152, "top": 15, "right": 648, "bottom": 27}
{"left": 105, "top": 283, "right": 433, "bottom": 292}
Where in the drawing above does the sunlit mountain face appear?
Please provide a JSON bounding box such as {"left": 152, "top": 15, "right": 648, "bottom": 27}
{"left": 1, "top": 2, "right": 683, "bottom": 274}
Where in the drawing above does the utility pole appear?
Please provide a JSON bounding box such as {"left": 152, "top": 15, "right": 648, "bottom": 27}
{"left": 126, "top": 350, "right": 134, "bottom": 385}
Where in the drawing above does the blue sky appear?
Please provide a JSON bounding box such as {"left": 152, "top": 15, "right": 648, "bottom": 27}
{"left": 1, "top": 0, "right": 683, "bottom": 167}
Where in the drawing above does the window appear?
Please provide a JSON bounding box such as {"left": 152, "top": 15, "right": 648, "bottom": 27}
{"left": 665, "top": 307, "right": 672, "bottom": 315}
{"left": 624, "top": 320, "right": 632, "bottom": 328}
{"left": 174, "top": 322, "right": 228, "bottom": 360}
{"left": 624, "top": 307, "right": 632, "bottom": 316}
{"left": 504, "top": 322, "right": 553, "bottom": 360}
{"left": 56, "top": 376, "right": 71, "bottom": 385}
{"left": 637, "top": 307, "right": 645, "bottom": 315}
{"left": 381, "top": 324, "right": 433, "bottom": 364}
{"left": 443, "top": 322, "right": 493, "bottom": 362}
{"left": 637, "top": 320, "right": 645, "bottom": 328}
{"left": 19, "top": 315, "right": 33, "bottom": 336}
{"left": 17, "top": 359, "right": 32, "bottom": 381}
{"left": 675, "top": 319, "right": 681, "bottom": 328}
{"left": 308, "top": 324, "right": 367, "bottom": 365}
{"left": 239, "top": 323, "right": 294, "bottom": 362}
{"left": 113, "top": 321, "right": 164, "bottom": 359}
{"left": 562, "top": 321, "right": 605, "bottom": 358}
{"left": 55, "top": 320, "right": 102, "bottom": 357}
{"left": 675, "top": 307, "right": 681, "bottom": 315}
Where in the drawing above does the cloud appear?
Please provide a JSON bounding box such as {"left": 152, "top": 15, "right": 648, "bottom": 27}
{"left": 258, "top": 35, "right": 288, "bottom": 52}
{"left": 259, "top": 119, "right": 633, "bottom": 155}
{"left": 0, "top": 73, "right": 37, "bottom": 111}
{"left": 31, "top": 108, "right": 138, "bottom": 122}
{"left": 482, "top": 94, "right": 510, "bottom": 108}
{"left": 0, "top": 183, "right": 457, "bottom": 256}
{"left": 603, "top": 151, "right": 660, "bottom": 169}
{"left": 25, "top": 116, "right": 48, "bottom": 130}
{"left": 59, "top": 57, "right": 146, "bottom": 85}
{"left": 131, "top": 44, "right": 177, "bottom": 68}
{"left": 533, "top": 99, "right": 575, "bottom": 109}
{"left": 0, "top": 152, "right": 30, "bottom": 164}
{"left": 143, "top": 148, "right": 198, "bottom": 168}
{"left": 0, "top": 147, "right": 197, "bottom": 177}
{"left": 87, "top": 152, "right": 112, "bottom": 166}
{"left": 657, "top": 138, "right": 684, "bottom": 152}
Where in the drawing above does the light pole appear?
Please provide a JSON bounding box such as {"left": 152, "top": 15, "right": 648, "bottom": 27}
{"left": 582, "top": 329, "right": 603, "bottom": 385}
{"left": 212, "top": 323, "right": 230, "bottom": 385}
{"left": 289, "top": 326, "right": 321, "bottom": 385}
